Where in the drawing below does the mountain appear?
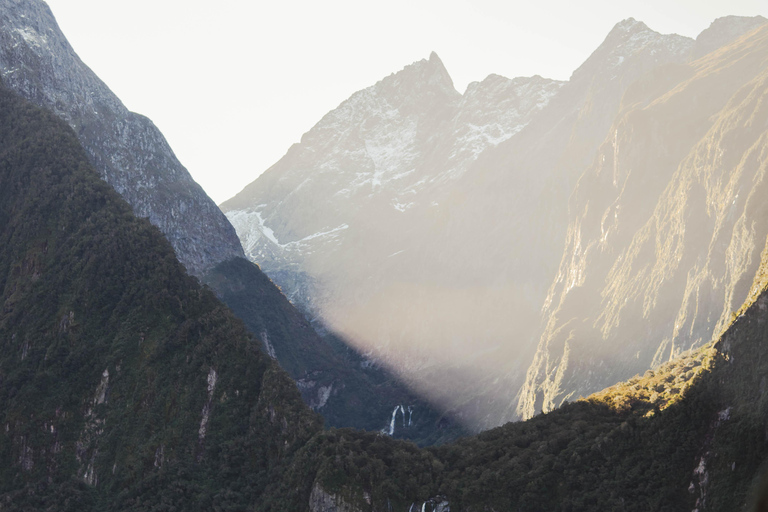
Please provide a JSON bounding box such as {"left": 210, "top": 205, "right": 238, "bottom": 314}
{"left": 221, "top": 18, "right": 719, "bottom": 430}
{"left": 4, "top": 44, "right": 768, "bottom": 512}
{"left": 0, "top": 79, "right": 320, "bottom": 509}
{"left": 0, "top": 0, "right": 466, "bottom": 444}
{"left": 223, "top": 52, "right": 563, "bottom": 322}
{"left": 519, "top": 18, "right": 768, "bottom": 420}
{"left": 269, "top": 249, "right": 768, "bottom": 511}
{"left": 0, "top": 0, "right": 243, "bottom": 276}
{"left": 220, "top": 52, "right": 567, "bottom": 430}
{"left": 693, "top": 15, "right": 767, "bottom": 59}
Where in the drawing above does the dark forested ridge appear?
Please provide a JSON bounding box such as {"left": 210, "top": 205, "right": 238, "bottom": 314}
{"left": 3, "top": 69, "right": 768, "bottom": 511}
{"left": 0, "top": 81, "right": 320, "bottom": 509}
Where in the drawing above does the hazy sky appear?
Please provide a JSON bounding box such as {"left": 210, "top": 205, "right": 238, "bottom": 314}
{"left": 43, "top": 0, "right": 766, "bottom": 204}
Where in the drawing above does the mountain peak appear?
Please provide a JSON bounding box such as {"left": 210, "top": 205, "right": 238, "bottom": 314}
{"left": 413, "top": 51, "right": 455, "bottom": 89}
{"left": 605, "top": 17, "right": 657, "bottom": 40}
{"left": 374, "top": 51, "right": 459, "bottom": 103}
{"left": 571, "top": 17, "right": 693, "bottom": 82}
{"left": 613, "top": 17, "right": 643, "bottom": 31}
{"left": 0, "top": 0, "right": 246, "bottom": 276}
{"left": 693, "top": 15, "right": 768, "bottom": 59}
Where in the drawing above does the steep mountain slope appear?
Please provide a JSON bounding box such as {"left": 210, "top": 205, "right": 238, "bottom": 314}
{"left": 401, "top": 18, "right": 700, "bottom": 427}
{"left": 519, "top": 19, "right": 768, "bottom": 419}
{"left": 0, "top": 80, "right": 319, "bottom": 510}
{"left": 222, "top": 19, "right": 702, "bottom": 430}
{"left": 0, "top": 0, "right": 243, "bottom": 276}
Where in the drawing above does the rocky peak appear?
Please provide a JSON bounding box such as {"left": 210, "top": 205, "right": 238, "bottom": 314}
{"left": 289, "top": 51, "right": 460, "bottom": 160}
{"left": 372, "top": 51, "right": 459, "bottom": 113}
{"left": 693, "top": 15, "right": 768, "bottom": 59}
{"left": 571, "top": 18, "right": 694, "bottom": 82}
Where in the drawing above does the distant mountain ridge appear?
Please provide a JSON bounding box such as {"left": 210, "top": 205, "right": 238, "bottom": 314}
{"left": 222, "top": 53, "right": 563, "bottom": 314}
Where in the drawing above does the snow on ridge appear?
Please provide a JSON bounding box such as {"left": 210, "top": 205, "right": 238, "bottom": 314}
{"left": 226, "top": 208, "right": 349, "bottom": 257}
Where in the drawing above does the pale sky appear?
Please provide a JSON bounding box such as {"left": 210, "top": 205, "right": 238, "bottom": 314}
{"left": 43, "top": 0, "right": 766, "bottom": 204}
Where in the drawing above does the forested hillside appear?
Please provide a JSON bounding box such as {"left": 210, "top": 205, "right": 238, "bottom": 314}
{"left": 0, "top": 80, "right": 320, "bottom": 510}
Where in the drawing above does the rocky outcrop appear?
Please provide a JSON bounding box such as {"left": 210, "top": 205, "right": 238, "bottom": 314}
{"left": 0, "top": 0, "right": 244, "bottom": 276}
{"left": 309, "top": 482, "right": 361, "bottom": 512}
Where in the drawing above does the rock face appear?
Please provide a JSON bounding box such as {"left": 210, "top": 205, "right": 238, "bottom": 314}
{"left": 308, "top": 483, "right": 361, "bottom": 512}
{"left": 518, "top": 18, "right": 768, "bottom": 419}
{"left": 0, "top": 0, "right": 243, "bottom": 276}
{"left": 221, "top": 19, "right": 710, "bottom": 430}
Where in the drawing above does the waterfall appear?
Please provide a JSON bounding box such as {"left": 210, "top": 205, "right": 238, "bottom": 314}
{"left": 386, "top": 405, "right": 414, "bottom": 435}
{"left": 387, "top": 406, "right": 399, "bottom": 435}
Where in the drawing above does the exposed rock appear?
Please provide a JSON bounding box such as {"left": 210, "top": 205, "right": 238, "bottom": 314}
{"left": 309, "top": 482, "right": 361, "bottom": 512}
{"left": 198, "top": 367, "right": 218, "bottom": 441}
{"left": 0, "top": 0, "right": 244, "bottom": 276}
{"left": 518, "top": 22, "right": 768, "bottom": 419}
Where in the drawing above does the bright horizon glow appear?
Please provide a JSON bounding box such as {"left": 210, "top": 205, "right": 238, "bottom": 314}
{"left": 42, "top": 0, "right": 766, "bottom": 204}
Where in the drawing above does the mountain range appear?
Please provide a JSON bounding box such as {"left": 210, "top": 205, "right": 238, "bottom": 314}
{"left": 3, "top": 1, "right": 768, "bottom": 510}
{"left": 0, "top": 0, "right": 462, "bottom": 445}
{"left": 4, "top": 54, "right": 768, "bottom": 510}
{"left": 223, "top": 15, "right": 768, "bottom": 431}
